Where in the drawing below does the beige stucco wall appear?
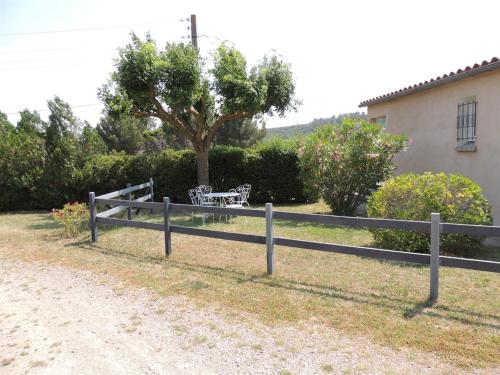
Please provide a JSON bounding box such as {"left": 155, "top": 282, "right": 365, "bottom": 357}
{"left": 367, "top": 69, "right": 500, "bottom": 224}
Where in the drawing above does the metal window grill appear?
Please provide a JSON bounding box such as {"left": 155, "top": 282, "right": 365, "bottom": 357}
{"left": 457, "top": 101, "right": 477, "bottom": 143}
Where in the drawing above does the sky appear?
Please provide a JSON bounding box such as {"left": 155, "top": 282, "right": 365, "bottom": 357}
{"left": 0, "top": 0, "right": 499, "bottom": 128}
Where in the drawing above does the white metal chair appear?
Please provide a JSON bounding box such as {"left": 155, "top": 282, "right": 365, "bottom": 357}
{"left": 188, "top": 189, "right": 199, "bottom": 221}
{"left": 224, "top": 188, "right": 243, "bottom": 208}
{"left": 236, "top": 184, "right": 251, "bottom": 206}
{"left": 195, "top": 185, "right": 216, "bottom": 223}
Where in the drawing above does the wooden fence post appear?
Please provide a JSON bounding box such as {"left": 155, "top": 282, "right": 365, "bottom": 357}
{"left": 164, "top": 197, "right": 171, "bottom": 257}
{"left": 89, "top": 192, "right": 98, "bottom": 242}
{"left": 430, "top": 212, "right": 440, "bottom": 302}
{"left": 266, "top": 203, "right": 274, "bottom": 275}
{"left": 149, "top": 178, "right": 154, "bottom": 214}
{"left": 126, "top": 183, "right": 132, "bottom": 220}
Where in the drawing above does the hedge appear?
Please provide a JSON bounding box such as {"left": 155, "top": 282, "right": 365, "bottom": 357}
{"left": 1, "top": 141, "right": 310, "bottom": 210}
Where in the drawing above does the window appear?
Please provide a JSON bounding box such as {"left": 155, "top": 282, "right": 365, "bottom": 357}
{"left": 370, "top": 116, "right": 386, "bottom": 128}
{"left": 457, "top": 100, "right": 477, "bottom": 144}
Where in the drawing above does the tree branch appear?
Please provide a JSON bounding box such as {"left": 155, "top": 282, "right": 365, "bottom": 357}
{"left": 186, "top": 106, "right": 204, "bottom": 134}
{"left": 147, "top": 91, "right": 197, "bottom": 141}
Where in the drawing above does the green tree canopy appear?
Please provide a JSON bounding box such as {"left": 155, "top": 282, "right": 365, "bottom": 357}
{"left": 17, "top": 109, "right": 47, "bottom": 135}
{"left": 213, "top": 118, "right": 266, "bottom": 148}
{"left": 100, "top": 34, "right": 297, "bottom": 184}
{"left": 97, "top": 112, "right": 154, "bottom": 154}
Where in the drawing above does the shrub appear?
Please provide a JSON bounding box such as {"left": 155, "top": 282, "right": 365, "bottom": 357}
{"left": 51, "top": 202, "right": 90, "bottom": 238}
{"left": 367, "top": 172, "right": 492, "bottom": 255}
{"left": 1, "top": 141, "right": 311, "bottom": 210}
{"left": 299, "top": 119, "right": 407, "bottom": 215}
{"left": 249, "top": 138, "right": 309, "bottom": 203}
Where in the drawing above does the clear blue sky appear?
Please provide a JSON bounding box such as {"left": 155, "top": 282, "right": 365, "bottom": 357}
{"left": 1, "top": 0, "right": 499, "bottom": 128}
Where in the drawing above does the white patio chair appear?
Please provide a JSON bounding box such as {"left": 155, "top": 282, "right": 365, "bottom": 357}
{"left": 224, "top": 188, "right": 243, "bottom": 208}
{"left": 236, "top": 184, "right": 251, "bottom": 206}
{"left": 188, "top": 189, "right": 199, "bottom": 222}
{"left": 196, "top": 185, "right": 216, "bottom": 223}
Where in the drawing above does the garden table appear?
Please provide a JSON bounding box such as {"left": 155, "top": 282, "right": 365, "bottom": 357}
{"left": 203, "top": 192, "right": 239, "bottom": 207}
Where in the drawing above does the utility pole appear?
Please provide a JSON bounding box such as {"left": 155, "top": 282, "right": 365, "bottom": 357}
{"left": 190, "top": 14, "right": 198, "bottom": 49}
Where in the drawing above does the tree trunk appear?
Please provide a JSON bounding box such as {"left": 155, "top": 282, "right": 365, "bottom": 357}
{"left": 196, "top": 147, "right": 210, "bottom": 185}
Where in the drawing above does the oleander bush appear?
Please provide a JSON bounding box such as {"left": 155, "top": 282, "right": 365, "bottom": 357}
{"left": 367, "top": 172, "right": 493, "bottom": 255}
{"left": 299, "top": 119, "right": 407, "bottom": 215}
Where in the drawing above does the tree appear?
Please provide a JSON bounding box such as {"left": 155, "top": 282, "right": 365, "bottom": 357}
{"left": 80, "top": 123, "right": 108, "bottom": 158}
{"left": 100, "top": 34, "right": 296, "bottom": 184}
{"left": 97, "top": 112, "right": 153, "bottom": 154}
{"left": 0, "top": 111, "right": 14, "bottom": 134}
{"left": 45, "top": 96, "right": 81, "bottom": 152}
{"left": 0, "top": 111, "right": 46, "bottom": 210}
{"left": 17, "top": 109, "right": 47, "bottom": 135}
{"left": 161, "top": 121, "right": 189, "bottom": 150}
{"left": 213, "top": 118, "right": 266, "bottom": 148}
{"left": 299, "top": 119, "right": 407, "bottom": 215}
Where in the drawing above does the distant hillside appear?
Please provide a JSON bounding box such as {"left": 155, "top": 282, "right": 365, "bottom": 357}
{"left": 266, "top": 112, "right": 367, "bottom": 139}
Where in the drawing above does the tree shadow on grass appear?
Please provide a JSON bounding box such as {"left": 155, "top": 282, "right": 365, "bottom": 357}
{"left": 68, "top": 240, "right": 500, "bottom": 330}
{"left": 26, "top": 214, "right": 61, "bottom": 230}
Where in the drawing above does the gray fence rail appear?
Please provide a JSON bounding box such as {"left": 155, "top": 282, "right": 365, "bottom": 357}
{"left": 89, "top": 181, "right": 500, "bottom": 302}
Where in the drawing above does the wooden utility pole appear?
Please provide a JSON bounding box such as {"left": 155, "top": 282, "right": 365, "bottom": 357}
{"left": 190, "top": 14, "right": 198, "bottom": 49}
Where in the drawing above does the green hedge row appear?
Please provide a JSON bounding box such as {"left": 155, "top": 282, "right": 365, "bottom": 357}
{"left": 1, "top": 140, "right": 310, "bottom": 210}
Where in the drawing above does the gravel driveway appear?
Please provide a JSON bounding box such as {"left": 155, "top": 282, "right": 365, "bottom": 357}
{"left": 0, "top": 258, "right": 489, "bottom": 374}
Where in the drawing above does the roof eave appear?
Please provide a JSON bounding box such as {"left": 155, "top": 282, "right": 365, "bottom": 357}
{"left": 359, "top": 60, "right": 500, "bottom": 108}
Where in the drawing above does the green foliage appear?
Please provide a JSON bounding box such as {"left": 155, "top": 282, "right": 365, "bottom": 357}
{"left": 299, "top": 119, "right": 407, "bottom": 215}
{"left": 51, "top": 202, "right": 89, "bottom": 238}
{"left": 151, "top": 149, "right": 197, "bottom": 202}
{"left": 102, "top": 34, "right": 297, "bottom": 184}
{"left": 17, "top": 109, "right": 47, "bottom": 135}
{"left": 266, "top": 112, "right": 367, "bottom": 139}
{"left": 213, "top": 118, "right": 266, "bottom": 148}
{"left": 250, "top": 138, "right": 308, "bottom": 203}
{"left": 80, "top": 124, "right": 108, "bottom": 158}
{"left": 0, "top": 136, "right": 309, "bottom": 210}
{"left": 80, "top": 153, "right": 130, "bottom": 196}
{"left": 0, "top": 122, "right": 46, "bottom": 210}
{"left": 0, "top": 110, "right": 15, "bottom": 133}
{"left": 97, "top": 113, "right": 154, "bottom": 154}
{"left": 367, "top": 172, "right": 492, "bottom": 255}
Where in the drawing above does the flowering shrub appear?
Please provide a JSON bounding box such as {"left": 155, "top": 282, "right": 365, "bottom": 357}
{"left": 299, "top": 119, "right": 407, "bottom": 215}
{"left": 51, "top": 202, "right": 90, "bottom": 238}
{"left": 367, "top": 172, "right": 492, "bottom": 254}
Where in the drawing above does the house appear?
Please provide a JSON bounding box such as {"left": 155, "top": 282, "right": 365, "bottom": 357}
{"left": 359, "top": 57, "right": 500, "bottom": 224}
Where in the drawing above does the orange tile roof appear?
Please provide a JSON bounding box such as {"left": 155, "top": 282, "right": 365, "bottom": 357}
{"left": 359, "top": 57, "right": 499, "bottom": 107}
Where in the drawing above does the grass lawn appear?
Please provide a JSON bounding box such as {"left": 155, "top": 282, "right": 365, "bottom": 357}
{"left": 0, "top": 201, "right": 499, "bottom": 369}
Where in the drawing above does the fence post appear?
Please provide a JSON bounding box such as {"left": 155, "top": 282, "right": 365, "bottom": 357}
{"left": 163, "top": 197, "right": 171, "bottom": 257}
{"left": 266, "top": 203, "right": 274, "bottom": 275}
{"left": 430, "top": 212, "right": 440, "bottom": 302}
{"left": 149, "top": 177, "right": 154, "bottom": 214}
{"left": 89, "top": 192, "right": 98, "bottom": 242}
{"left": 126, "top": 183, "right": 132, "bottom": 220}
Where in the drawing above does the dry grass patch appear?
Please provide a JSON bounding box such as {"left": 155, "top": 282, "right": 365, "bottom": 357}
{"left": 0, "top": 204, "right": 499, "bottom": 369}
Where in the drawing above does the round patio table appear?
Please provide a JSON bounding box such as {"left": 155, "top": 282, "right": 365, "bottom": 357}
{"left": 203, "top": 192, "right": 239, "bottom": 206}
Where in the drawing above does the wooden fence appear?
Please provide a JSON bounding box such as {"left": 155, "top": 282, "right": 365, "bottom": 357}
{"left": 89, "top": 180, "right": 500, "bottom": 302}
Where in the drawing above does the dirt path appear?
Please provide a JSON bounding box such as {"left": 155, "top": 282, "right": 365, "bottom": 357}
{"left": 0, "top": 258, "right": 490, "bottom": 374}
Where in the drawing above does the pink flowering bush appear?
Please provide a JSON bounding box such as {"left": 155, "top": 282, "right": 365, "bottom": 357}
{"left": 51, "top": 202, "right": 90, "bottom": 238}
{"left": 299, "top": 119, "right": 406, "bottom": 215}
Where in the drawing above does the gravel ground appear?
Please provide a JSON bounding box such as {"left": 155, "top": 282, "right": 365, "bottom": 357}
{"left": 0, "top": 258, "right": 493, "bottom": 374}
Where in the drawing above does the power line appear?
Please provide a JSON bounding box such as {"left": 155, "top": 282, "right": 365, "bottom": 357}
{"left": 0, "top": 20, "right": 180, "bottom": 37}
{"left": 5, "top": 103, "right": 100, "bottom": 116}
